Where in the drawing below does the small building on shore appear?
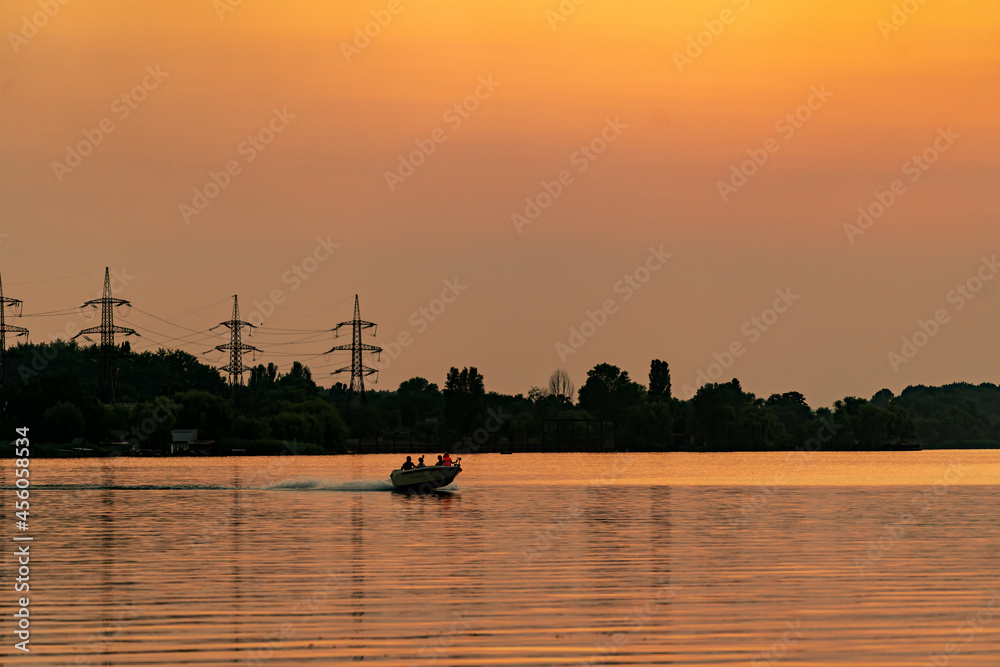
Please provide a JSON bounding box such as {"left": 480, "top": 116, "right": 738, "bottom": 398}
{"left": 170, "top": 429, "right": 215, "bottom": 455}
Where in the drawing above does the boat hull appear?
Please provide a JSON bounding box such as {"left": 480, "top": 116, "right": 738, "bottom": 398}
{"left": 390, "top": 465, "right": 461, "bottom": 490}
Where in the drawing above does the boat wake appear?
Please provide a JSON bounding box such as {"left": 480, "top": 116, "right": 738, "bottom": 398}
{"left": 266, "top": 477, "right": 396, "bottom": 492}
{"left": 1, "top": 483, "right": 241, "bottom": 491}
{"left": 1, "top": 478, "right": 395, "bottom": 492}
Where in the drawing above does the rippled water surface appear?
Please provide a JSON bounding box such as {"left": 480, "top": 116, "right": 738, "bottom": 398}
{"left": 2, "top": 451, "right": 999, "bottom": 665}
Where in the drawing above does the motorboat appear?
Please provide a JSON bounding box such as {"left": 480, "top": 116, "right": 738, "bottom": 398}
{"left": 390, "top": 461, "right": 461, "bottom": 491}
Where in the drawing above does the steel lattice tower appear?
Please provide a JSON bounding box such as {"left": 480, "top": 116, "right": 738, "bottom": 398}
{"left": 0, "top": 271, "right": 28, "bottom": 387}
{"left": 72, "top": 267, "right": 138, "bottom": 404}
{"left": 210, "top": 295, "right": 259, "bottom": 395}
{"left": 325, "top": 294, "right": 381, "bottom": 406}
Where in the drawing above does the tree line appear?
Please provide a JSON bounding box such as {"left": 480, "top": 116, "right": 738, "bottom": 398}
{"left": 5, "top": 340, "right": 1000, "bottom": 455}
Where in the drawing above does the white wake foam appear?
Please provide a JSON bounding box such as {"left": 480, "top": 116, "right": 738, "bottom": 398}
{"left": 266, "top": 476, "right": 396, "bottom": 492}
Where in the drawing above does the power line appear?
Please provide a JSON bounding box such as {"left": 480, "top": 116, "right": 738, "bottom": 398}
{"left": 120, "top": 322, "right": 216, "bottom": 349}
{"left": 125, "top": 285, "right": 230, "bottom": 321}
{"left": 130, "top": 305, "right": 215, "bottom": 336}
{"left": 252, "top": 336, "right": 330, "bottom": 348}
{"left": 254, "top": 326, "right": 334, "bottom": 334}
{"left": 21, "top": 308, "right": 86, "bottom": 318}
{"left": 9, "top": 268, "right": 102, "bottom": 286}
{"left": 258, "top": 350, "right": 328, "bottom": 359}
{"left": 269, "top": 298, "right": 355, "bottom": 311}
{"left": 256, "top": 297, "right": 354, "bottom": 325}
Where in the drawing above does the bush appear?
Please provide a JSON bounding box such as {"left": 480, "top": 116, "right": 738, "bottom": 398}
{"left": 42, "top": 401, "right": 84, "bottom": 444}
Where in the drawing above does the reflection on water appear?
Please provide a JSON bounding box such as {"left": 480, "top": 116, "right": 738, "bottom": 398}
{"left": 3, "top": 452, "right": 999, "bottom": 665}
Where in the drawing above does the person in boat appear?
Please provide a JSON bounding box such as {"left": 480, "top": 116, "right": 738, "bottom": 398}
{"left": 416, "top": 456, "right": 426, "bottom": 468}
{"left": 400, "top": 456, "right": 415, "bottom": 470}
{"left": 441, "top": 452, "right": 453, "bottom": 466}
{"left": 435, "top": 455, "right": 444, "bottom": 466}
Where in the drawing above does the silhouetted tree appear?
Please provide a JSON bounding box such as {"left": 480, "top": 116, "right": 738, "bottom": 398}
{"left": 443, "top": 366, "right": 486, "bottom": 432}
{"left": 871, "top": 388, "right": 894, "bottom": 406}
{"left": 547, "top": 368, "right": 574, "bottom": 404}
{"left": 16, "top": 331, "right": 1000, "bottom": 454}
{"left": 648, "top": 359, "right": 671, "bottom": 401}
{"left": 835, "top": 398, "right": 915, "bottom": 449}
{"left": 577, "top": 363, "right": 645, "bottom": 422}
{"left": 278, "top": 361, "right": 316, "bottom": 390}
{"left": 688, "top": 379, "right": 784, "bottom": 449}
{"left": 249, "top": 363, "right": 279, "bottom": 389}
{"left": 688, "top": 380, "right": 746, "bottom": 449}
{"left": 120, "top": 348, "right": 226, "bottom": 400}
{"left": 621, "top": 400, "right": 673, "bottom": 449}
{"left": 397, "top": 377, "right": 443, "bottom": 428}
{"left": 173, "top": 390, "right": 232, "bottom": 440}
{"left": 765, "top": 391, "right": 812, "bottom": 442}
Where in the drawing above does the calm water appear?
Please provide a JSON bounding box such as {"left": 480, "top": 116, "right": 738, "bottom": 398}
{"left": 2, "top": 451, "right": 999, "bottom": 666}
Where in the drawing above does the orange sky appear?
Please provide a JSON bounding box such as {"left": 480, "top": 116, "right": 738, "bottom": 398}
{"left": 1, "top": 0, "right": 998, "bottom": 406}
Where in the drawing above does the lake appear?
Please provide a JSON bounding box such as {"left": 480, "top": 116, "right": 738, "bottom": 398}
{"left": 3, "top": 451, "right": 999, "bottom": 665}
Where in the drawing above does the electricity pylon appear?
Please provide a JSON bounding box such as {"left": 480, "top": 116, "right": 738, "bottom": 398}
{"left": 72, "top": 267, "right": 139, "bottom": 404}
{"left": 325, "top": 294, "right": 381, "bottom": 407}
{"left": 0, "top": 271, "right": 28, "bottom": 386}
{"left": 210, "top": 295, "right": 259, "bottom": 396}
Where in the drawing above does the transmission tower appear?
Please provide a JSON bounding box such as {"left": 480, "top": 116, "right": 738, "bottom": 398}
{"left": 210, "top": 295, "right": 259, "bottom": 395}
{"left": 0, "top": 271, "right": 28, "bottom": 387}
{"left": 325, "top": 294, "right": 382, "bottom": 407}
{"left": 72, "top": 267, "right": 139, "bottom": 404}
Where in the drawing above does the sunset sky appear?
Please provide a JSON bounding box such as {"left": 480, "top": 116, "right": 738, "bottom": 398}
{"left": 1, "top": 0, "right": 998, "bottom": 407}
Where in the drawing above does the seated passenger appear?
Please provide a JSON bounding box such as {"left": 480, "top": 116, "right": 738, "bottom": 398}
{"left": 416, "top": 456, "right": 426, "bottom": 468}
{"left": 400, "top": 456, "right": 415, "bottom": 470}
{"left": 442, "top": 452, "right": 452, "bottom": 466}
{"left": 435, "top": 455, "right": 444, "bottom": 466}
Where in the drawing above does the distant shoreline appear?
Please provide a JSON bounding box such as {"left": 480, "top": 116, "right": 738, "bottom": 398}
{"left": 8, "top": 441, "right": 999, "bottom": 459}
